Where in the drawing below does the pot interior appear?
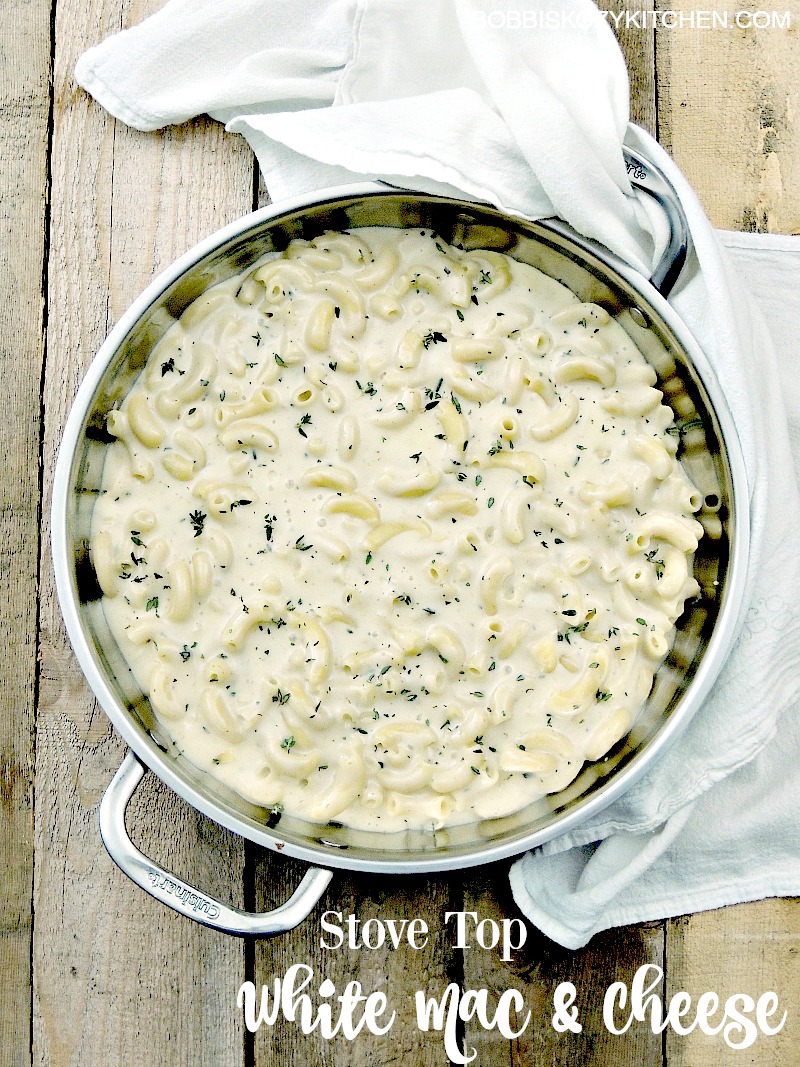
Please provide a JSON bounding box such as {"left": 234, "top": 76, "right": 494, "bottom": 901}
{"left": 60, "top": 191, "right": 741, "bottom": 871}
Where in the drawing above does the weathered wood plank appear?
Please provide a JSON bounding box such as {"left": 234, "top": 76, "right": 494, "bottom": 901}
{"left": 251, "top": 852, "right": 461, "bottom": 1067}
{"left": 0, "top": 0, "right": 52, "bottom": 1063}
{"left": 33, "top": 0, "right": 256, "bottom": 1063}
{"left": 665, "top": 901, "right": 800, "bottom": 1064}
{"left": 655, "top": 6, "right": 800, "bottom": 1065}
{"left": 460, "top": 863, "right": 666, "bottom": 1066}
{"left": 656, "top": 0, "right": 800, "bottom": 231}
{"left": 612, "top": 1, "right": 658, "bottom": 135}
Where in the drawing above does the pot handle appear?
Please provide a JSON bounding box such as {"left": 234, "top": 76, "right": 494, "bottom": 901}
{"left": 622, "top": 144, "right": 690, "bottom": 299}
{"left": 99, "top": 750, "right": 332, "bottom": 935}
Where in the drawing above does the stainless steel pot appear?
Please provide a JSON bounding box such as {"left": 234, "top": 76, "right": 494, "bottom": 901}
{"left": 51, "top": 144, "right": 750, "bottom": 935}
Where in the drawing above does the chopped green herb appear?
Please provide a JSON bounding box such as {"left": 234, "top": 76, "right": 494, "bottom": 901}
{"left": 558, "top": 620, "right": 590, "bottom": 644}
{"left": 422, "top": 330, "right": 447, "bottom": 349}
{"left": 189, "top": 510, "right": 206, "bottom": 537}
{"left": 645, "top": 549, "right": 665, "bottom": 579}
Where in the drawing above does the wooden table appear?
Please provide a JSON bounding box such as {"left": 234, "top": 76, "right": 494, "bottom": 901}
{"left": 3, "top": 2, "right": 799, "bottom": 1063}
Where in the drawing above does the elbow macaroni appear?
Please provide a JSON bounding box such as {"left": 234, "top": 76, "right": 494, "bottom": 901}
{"left": 90, "top": 226, "right": 703, "bottom": 833}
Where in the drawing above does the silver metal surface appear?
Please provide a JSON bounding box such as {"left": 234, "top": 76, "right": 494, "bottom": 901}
{"left": 622, "top": 145, "right": 690, "bottom": 297}
{"left": 100, "top": 750, "right": 332, "bottom": 934}
{"left": 52, "top": 179, "right": 750, "bottom": 889}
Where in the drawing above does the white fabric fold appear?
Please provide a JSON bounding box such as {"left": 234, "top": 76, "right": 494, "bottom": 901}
{"left": 75, "top": 0, "right": 658, "bottom": 272}
{"left": 74, "top": 0, "right": 800, "bottom": 949}
{"left": 74, "top": 0, "right": 357, "bottom": 129}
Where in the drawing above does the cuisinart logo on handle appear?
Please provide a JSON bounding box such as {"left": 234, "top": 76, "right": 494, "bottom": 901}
{"left": 146, "top": 868, "right": 221, "bottom": 919}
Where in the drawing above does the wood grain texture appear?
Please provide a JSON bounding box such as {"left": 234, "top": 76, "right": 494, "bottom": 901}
{"left": 656, "top": 0, "right": 800, "bottom": 231}
{"left": 665, "top": 901, "right": 800, "bottom": 1065}
{"left": 33, "top": 0, "right": 256, "bottom": 1063}
{"left": 654, "top": 6, "right": 800, "bottom": 1064}
{"left": 0, "top": 1, "right": 52, "bottom": 1064}
{"left": 460, "top": 864, "right": 666, "bottom": 1066}
{"left": 612, "top": 2, "right": 658, "bottom": 135}
{"left": 252, "top": 854, "right": 461, "bottom": 1067}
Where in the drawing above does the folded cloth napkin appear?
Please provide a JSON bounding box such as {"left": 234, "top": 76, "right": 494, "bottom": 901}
{"left": 75, "top": 0, "right": 800, "bottom": 948}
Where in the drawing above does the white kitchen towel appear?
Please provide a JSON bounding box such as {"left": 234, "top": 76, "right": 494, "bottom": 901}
{"left": 74, "top": 0, "right": 800, "bottom": 948}
{"left": 74, "top": 0, "right": 663, "bottom": 274}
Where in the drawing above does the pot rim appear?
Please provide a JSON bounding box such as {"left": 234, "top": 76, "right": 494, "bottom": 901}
{"left": 51, "top": 183, "right": 751, "bottom": 873}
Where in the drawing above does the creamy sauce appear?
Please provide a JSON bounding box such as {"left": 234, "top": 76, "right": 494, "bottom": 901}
{"left": 90, "top": 227, "right": 702, "bottom": 831}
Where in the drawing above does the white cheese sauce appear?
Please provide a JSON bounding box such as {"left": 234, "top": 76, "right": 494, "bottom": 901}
{"left": 91, "top": 227, "right": 702, "bottom": 832}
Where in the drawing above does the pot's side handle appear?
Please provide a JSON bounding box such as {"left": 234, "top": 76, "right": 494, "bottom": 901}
{"left": 623, "top": 144, "right": 690, "bottom": 299}
{"left": 99, "top": 750, "right": 332, "bottom": 935}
